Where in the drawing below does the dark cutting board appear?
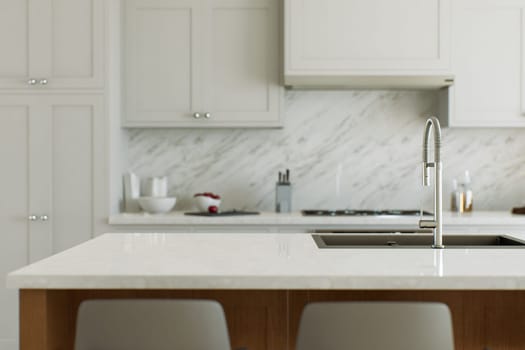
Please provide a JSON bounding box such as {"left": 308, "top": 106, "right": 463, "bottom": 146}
{"left": 184, "top": 210, "right": 260, "bottom": 217}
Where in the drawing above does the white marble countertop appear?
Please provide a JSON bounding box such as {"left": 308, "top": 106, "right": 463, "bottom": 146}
{"left": 8, "top": 232, "right": 525, "bottom": 290}
{"left": 109, "top": 210, "right": 525, "bottom": 227}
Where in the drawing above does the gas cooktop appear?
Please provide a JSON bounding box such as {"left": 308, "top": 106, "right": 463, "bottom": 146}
{"left": 301, "top": 209, "right": 433, "bottom": 216}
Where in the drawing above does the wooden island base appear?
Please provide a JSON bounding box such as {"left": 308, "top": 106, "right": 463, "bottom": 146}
{"left": 20, "top": 289, "right": 525, "bottom": 350}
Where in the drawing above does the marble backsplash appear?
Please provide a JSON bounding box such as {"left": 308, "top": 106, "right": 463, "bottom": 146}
{"left": 126, "top": 90, "right": 525, "bottom": 211}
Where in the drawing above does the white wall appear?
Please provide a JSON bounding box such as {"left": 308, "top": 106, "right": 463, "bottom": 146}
{"left": 125, "top": 90, "right": 525, "bottom": 211}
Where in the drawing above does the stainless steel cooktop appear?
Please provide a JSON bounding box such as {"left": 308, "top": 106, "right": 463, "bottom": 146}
{"left": 301, "top": 209, "right": 433, "bottom": 216}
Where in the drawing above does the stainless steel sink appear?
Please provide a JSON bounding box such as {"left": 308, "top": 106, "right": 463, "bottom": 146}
{"left": 313, "top": 234, "right": 525, "bottom": 249}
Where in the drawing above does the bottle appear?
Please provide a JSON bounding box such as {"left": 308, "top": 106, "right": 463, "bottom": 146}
{"left": 462, "top": 170, "right": 473, "bottom": 212}
{"left": 450, "top": 179, "right": 464, "bottom": 213}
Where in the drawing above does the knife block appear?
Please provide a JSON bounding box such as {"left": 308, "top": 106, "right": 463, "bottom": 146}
{"left": 276, "top": 183, "right": 292, "bottom": 213}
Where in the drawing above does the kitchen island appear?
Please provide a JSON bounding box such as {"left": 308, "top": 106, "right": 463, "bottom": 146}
{"left": 8, "top": 232, "right": 525, "bottom": 350}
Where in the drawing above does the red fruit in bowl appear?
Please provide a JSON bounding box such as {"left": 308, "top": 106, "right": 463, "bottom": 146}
{"left": 195, "top": 192, "right": 221, "bottom": 199}
{"left": 208, "top": 205, "right": 219, "bottom": 214}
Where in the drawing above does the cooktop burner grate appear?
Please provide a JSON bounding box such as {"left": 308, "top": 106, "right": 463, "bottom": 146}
{"left": 301, "top": 209, "right": 433, "bottom": 216}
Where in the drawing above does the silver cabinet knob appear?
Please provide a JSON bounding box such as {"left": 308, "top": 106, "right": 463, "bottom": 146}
{"left": 204, "top": 113, "right": 212, "bottom": 119}
{"left": 28, "top": 215, "right": 38, "bottom": 221}
{"left": 39, "top": 215, "right": 49, "bottom": 221}
{"left": 27, "top": 79, "right": 37, "bottom": 85}
{"left": 39, "top": 79, "right": 48, "bottom": 85}
{"left": 193, "top": 113, "right": 201, "bottom": 119}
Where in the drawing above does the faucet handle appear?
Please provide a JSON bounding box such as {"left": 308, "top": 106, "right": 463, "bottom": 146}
{"left": 419, "top": 219, "right": 437, "bottom": 229}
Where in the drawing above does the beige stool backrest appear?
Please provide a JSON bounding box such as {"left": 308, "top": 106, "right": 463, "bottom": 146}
{"left": 75, "top": 299, "right": 231, "bottom": 350}
{"left": 296, "top": 302, "right": 454, "bottom": 350}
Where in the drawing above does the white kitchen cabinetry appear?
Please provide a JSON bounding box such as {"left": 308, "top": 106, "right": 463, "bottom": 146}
{"left": 444, "top": 0, "right": 525, "bottom": 127}
{"left": 285, "top": 0, "right": 453, "bottom": 88}
{"left": 0, "top": 0, "right": 104, "bottom": 89}
{"left": 0, "top": 94, "right": 106, "bottom": 350}
{"left": 123, "top": 0, "right": 281, "bottom": 127}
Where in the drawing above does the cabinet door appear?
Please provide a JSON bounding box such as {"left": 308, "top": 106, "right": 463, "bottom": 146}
{"left": 0, "top": 0, "right": 104, "bottom": 89}
{"left": 124, "top": 0, "right": 205, "bottom": 126}
{"left": 0, "top": 97, "right": 55, "bottom": 264}
{"left": 0, "top": 0, "right": 30, "bottom": 88}
{"left": 44, "top": 0, "right": 105, "bottom": 88}
{"left": 286, "top": 0, "right": 451, "bottom": 72}
{"left": 202, "top": 0, "right": 281, "bottom": 127}
{"left": 46, "top": 95, "right": 106, "bottom": 251}
{"left": 450, "top": 0, "right": 525, "bottom": 127}
{"left": 28, "top": 102, "right": 54, "bottom": 262}
{"left": 0, "top": 103, "right": 31, "bottom": 350}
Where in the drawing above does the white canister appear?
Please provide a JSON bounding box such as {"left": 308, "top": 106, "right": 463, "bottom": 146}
{"left": 123, "top": 172, "right": 141, "bottom": 212}
{"left": 143, "top": 176, "right": 168, "bottom": 197}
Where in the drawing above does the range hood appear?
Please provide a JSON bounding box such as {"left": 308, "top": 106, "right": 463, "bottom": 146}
{"left": 284, "top": 0, "right": 454, "bottom": 89}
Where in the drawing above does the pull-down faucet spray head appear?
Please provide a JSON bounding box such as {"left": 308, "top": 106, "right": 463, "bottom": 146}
{"left": 422, "top": 117, "right": 442, "bottom": 186}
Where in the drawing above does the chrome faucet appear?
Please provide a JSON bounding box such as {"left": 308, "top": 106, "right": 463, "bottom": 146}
{"left": 419, "top": 117, "right": 444, "bottom": 249}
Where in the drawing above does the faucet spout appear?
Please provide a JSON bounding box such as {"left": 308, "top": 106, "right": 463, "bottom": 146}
{"left": 419, "top": 117, "right": 444, "bottom": 249}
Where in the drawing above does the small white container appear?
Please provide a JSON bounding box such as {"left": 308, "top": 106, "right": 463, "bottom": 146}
{"left": 194, "top": 196, "right": 221, "bottom": 212}
{"left": 138, "top": 197, "right": 176, "bottom": 214}
{"left": 143, "top": 176, "right": 168, "bottom": 197}
{"left": 123, "top": 172, "right": 141, "bottom": 213}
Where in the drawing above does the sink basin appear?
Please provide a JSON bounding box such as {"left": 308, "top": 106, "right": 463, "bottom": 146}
{"left": 313, "top": 234, "right": 525, "bottom": 249}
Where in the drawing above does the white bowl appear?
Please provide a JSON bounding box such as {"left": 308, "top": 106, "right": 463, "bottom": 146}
{"left": 194, "top": 196, "right": 221, "bottom": 212}
{"left": 138, "top": 197, "right": 176, "bottom": 214}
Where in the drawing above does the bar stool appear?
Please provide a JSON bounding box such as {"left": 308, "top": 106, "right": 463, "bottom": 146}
{"left": 296, "top": 302, "right": 454, "bottom": 350}
{"left": 75, "top": 299, "right": 231, "bottom": 350}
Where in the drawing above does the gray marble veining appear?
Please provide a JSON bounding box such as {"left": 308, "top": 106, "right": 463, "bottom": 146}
{"left": 126, "top": 91, "right": 525, "bottom": 211}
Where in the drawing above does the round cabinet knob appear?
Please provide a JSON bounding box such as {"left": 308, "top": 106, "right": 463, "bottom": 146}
{"left": 39, "top": 215, "right": 49, "bottom": 221}
{"left": 28, "top": 215, "right": 38, "bottom": 221}
{"left": 204, "top": 113, "right": 212, "bottom": 119}
{"left": 193, "top": 113, "right": 201, "bottom": 119}
{"left": 27, "top": 79, "right": 37, "bottom": 86}
{"left": 39, "top": 79, "right": 48, "bottom": 85}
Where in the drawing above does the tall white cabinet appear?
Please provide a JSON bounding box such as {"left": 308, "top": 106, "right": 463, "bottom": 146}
{"left": 123, "top": 0, "right": 282, "bottom": 127}
{"left": 0, "top": 0, "right": 105, "bottom": 89}
{"left": 0, "top": 1, "right": 107, "bottom": 349}
{"left": 446, "top": 0, "right": 525, "bottom": 127}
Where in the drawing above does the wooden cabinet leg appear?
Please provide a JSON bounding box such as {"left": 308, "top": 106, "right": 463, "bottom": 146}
{"left": 20, "top": 289, "right": 76, "bottom": 350}
{"left": 20, "top": 290, "right": 48, "bottom": 350}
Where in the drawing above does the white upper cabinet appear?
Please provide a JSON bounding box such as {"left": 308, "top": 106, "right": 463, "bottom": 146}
{"left": 446, "top": 0, "right": 525, "bottom": 127}
{"left": 285, "top": 0, "right": 453, "bottom": 88}
{"left": 124, "top": 0, "right": 204, "bottom": 125}
{"left": 0, "top": 0, "right": 104, "bottom": 89}
{"left": 0, "top": 0, "right": 29, "bottom": 87}
{"left": 204, "top": 0, "right": 281, "bottom": 125}
{"left": 123, "top": 0, "right": 282, "bottom": 128}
